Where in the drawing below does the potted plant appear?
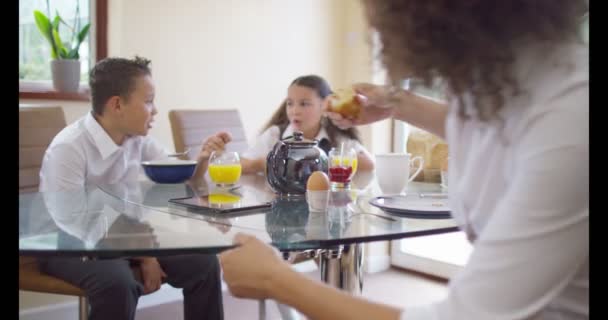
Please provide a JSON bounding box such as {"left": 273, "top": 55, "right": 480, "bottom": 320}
{"left": 33, "top": 2, "right": 90, "bottom": 93}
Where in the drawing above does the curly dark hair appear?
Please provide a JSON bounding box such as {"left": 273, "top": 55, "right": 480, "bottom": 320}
{"left": 263, "top": 75, "right": 361, "bottom": 148}
{"left": 89, "top": 56, "right": 152, "bottom": 115}
{"left": 362, "top": 0, "right": 588, "bottom": 120}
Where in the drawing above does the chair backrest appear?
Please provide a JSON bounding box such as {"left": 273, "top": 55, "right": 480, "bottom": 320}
{"left": 19, "top": 105, "right": 67, "bottom": 193}
{"left": 169, "top": 109, "right": 249, "bottom": 160}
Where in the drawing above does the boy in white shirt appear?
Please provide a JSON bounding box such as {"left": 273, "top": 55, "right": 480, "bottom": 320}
{"left": 39, "top": 56, "right": 229, "bottom": 320}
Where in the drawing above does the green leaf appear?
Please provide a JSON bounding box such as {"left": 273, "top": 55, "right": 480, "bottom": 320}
{"left": 33, "top": 10, "right": 57, "bottom": 59}
{"left": 70, "top": 23, "right": 90, "bottom": 60}
{"left": 59, "top": 47, "right": 69, "bottom": 58}
{"left": 67, "top": 48, "right": 80, "bottom": 59}
{"left": 76, "top": 23, "right": 90, "bottom": 44}
{"left": 52, "top": 29, "right": 68, "bottom": 59}
{"left": 52, "top": 15, "right": 60, "bottom": 31}
{"left": 33, "top": 10, "right": 52, "bottom": 42}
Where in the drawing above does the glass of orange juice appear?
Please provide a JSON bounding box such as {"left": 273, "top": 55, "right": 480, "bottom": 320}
{"left": 208, "top": 151, "right": 242, "bottom": 187}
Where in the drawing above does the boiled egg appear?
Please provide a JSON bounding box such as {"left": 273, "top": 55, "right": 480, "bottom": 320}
{"left": 306, "top": 171, "right": 330, "bottom": 191}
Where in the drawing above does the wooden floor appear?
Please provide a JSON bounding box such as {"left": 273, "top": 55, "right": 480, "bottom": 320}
{"left": 136, "top": 266, "right": 448, "bottom": 320}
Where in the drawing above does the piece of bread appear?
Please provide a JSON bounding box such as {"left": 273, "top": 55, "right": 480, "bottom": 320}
{"left": 328, "top": 88, "right": 361, "bottom": 119}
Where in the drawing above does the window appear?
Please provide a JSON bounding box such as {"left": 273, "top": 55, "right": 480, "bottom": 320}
{"left": 390, "top": 79, "right": 472, "bottom": 279}
{"left": 19, "top": 0, "right": 107, "bottom": 101}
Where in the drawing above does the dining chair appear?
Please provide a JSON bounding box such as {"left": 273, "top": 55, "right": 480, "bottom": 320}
{"left": 168, "top": 109, "right": 249, "bottom": 159}
{"left": 19, "top": 105, "right": 91, "bottom": 319}
{"left": 19, "top": 105, "right": 146, "bottom": 320}
{"left": 19, "top": 105, "right": 67, "bottom": 193}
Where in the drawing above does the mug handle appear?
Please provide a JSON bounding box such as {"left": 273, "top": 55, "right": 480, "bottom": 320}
{"left": 408, "top": 156, "right": 424, "bottom": 182}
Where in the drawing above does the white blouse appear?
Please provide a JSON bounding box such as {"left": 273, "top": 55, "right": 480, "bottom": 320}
{"left": 241, "top": 124, "right": 366, "bottom": 159}
{"left": 404, "top": 41, "right": 588, "bottom": 319}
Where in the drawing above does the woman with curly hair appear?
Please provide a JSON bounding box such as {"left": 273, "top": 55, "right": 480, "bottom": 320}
{"left": 220, "top": 1, "right": 589, "bottom": 319}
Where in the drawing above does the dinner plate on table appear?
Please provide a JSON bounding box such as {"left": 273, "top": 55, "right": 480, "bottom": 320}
{"left": 368, "top": 194, "right": 452, "bottom": 219}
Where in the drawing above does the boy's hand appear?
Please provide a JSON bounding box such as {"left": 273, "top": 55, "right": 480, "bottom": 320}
{"left": 136, "top": 257, "right": 167, "bottom": 294}
{"left": 197, "top": 132, "right": 232, "bottom": 163}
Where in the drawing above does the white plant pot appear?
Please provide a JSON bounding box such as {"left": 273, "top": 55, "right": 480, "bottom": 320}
{"left": 51, "top": 59, "right": 81, "bottom": 93}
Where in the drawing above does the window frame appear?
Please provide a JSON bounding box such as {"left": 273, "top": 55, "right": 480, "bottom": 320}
{"left": 19, "top": 0, "right": 107, "bottom": 101}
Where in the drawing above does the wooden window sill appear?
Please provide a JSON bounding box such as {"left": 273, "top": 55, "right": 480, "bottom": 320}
{"left": 19, "top": 82, "right": 90, "bottom": 101}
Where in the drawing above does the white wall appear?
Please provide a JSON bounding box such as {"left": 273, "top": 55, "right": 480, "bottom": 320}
{"left": 108, "top": 0, "right": 351, "bottom": 150}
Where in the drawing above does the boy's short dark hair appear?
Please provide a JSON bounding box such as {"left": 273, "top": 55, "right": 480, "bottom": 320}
{"left": 89, "top": 56, "right": 152, "bottom": 115}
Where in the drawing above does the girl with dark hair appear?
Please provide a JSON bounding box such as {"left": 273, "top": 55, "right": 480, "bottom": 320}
{"left": 240, "top": 74, "right": 375, "bottom": 174}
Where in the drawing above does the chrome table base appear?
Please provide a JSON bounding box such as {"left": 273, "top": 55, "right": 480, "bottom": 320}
{"left": 259, "top": 244, "right": 364, "bottom": 320}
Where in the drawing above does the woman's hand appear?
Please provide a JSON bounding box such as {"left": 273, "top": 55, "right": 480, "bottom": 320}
{"left": 219, "top": 233, "right": 291, "bottom": 299}
{"left": 196, "top": 132, "right": 232, "bottom": 164}
{"left": 325, "top": 83, "right": 396, "bottom": 130}
{"left": 326, "top": 83, "right": 448, "bottom": 138}
{"left": 137, "top": 257, "right": 167, "bottom": 294}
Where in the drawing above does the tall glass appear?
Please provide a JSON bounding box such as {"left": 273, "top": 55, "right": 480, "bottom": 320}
{"left": 208, "top": 151, "right": 242, "bottom": 187}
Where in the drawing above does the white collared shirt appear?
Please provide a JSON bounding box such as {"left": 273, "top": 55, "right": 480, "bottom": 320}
{"left": 404, "top": 41, "right": 588, "bottom": 319}
{"left": 241, "top": 124, "right": 366, "bottom": 159}
{"left": 39, "top": 111, "right": 170, "bottom": 192}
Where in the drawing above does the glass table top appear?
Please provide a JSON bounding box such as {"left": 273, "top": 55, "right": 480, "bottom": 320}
{"left": 19, "top": 172, "right": 459, "bottom": 258}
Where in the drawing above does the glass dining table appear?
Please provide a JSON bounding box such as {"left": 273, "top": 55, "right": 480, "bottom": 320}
{"left": 19, "top": 171, "right": 459, "bottom": 318}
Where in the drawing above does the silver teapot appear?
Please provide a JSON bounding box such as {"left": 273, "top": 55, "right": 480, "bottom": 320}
{"left": 266, "top": 131, "right": 329, "bottom": 195}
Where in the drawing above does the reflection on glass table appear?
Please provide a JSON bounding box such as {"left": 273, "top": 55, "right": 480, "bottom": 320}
{"left": 20, "top": 173, "right": 459, "bottom": 297}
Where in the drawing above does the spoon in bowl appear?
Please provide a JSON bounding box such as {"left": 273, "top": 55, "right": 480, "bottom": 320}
{"left": 168, "top": 148, "right": 191, "bottom": 158}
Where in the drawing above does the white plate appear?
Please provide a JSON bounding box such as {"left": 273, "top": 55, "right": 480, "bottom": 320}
{"left": 369, "top": 195, "right": 451, "bottom": 219}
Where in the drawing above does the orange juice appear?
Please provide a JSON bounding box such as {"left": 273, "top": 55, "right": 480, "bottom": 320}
{"left": 209, "top": 193, "right": 241, "bottom": 205}
{"left": 209, "top": 164, "right": 242, "bottom": 185}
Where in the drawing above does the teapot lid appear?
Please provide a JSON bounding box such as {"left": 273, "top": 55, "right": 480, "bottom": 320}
{"left": 281, "top": 131, "right": 318, "bottom": 146}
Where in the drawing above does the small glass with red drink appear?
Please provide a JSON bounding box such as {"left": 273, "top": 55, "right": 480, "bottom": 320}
{"left": 328, "top": 147, "right": 357, "bottom": 190}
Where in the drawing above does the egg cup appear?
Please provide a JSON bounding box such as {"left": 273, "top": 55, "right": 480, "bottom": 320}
{"left": 306, "top": 190, "right": 330, "bottom": 212}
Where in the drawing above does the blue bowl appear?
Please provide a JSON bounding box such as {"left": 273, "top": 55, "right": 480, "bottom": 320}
{"left": 141, "top": 160, "right": 198, "bottom": 184}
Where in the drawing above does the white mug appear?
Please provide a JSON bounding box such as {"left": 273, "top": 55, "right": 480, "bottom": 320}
{"left": 374, "top": 153, "right": 424, "bottom": 195}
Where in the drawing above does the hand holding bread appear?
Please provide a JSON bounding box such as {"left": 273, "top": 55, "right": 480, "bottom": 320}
{"left": 327, "top": 87, "right": 363, "bottom": 120}
{"left": 325, "top": 83, "right": 396, "bottom": 130}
